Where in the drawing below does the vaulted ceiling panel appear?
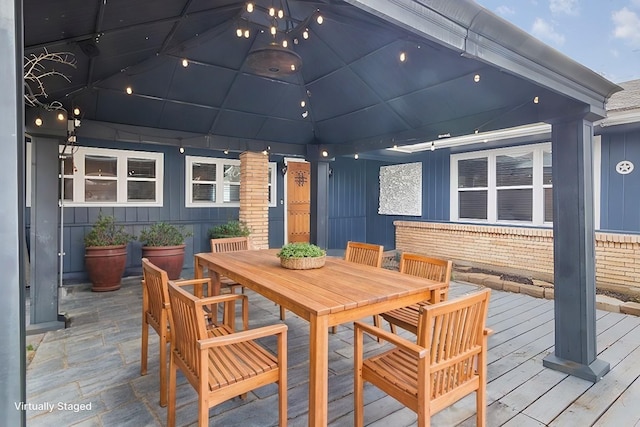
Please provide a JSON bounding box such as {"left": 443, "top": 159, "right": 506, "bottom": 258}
{"left": 166, "top": 59, "right": 238, "bottom": 107}
{"left": 100, "top": 0, "right": 186, "bottom": 32}
{"left": 95, "top": 91, "right": 166, "bottom": 129}
{"left": 157, "top": 102, "right": 218, "bottom": 134}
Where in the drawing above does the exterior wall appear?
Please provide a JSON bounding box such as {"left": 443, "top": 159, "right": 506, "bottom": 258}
{"left": 600, "top": 129, "right": 640, "bottom": 232}
{"left": 51, "top": 138, "right": 285, "bottom": 280}
{"left": 395, "top": 221, "right": 640, "bottom": 291}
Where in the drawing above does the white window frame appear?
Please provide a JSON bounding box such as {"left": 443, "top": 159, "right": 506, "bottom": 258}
{"left": 185, "top": 155, "right": 276, "bottom": 208}
{"left": 450, "top": 142, "right": 552, "bottom": 226}
{"left": 60, "top": 146, "right": 163, "bottom": 207}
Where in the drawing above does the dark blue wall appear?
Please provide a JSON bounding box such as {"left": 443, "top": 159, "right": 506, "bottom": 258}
{"left": 328, "top": 149, "right": 450, "bottom": 251}
{"left": 57, "top": 138, "right": 285, "bottom": 280}
{"left": 600, "top": 129, "right": 640, "bottom": 232}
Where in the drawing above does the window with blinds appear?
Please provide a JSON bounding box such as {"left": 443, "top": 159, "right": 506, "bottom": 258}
{"left": 451, "top": 143, "right": 552, "bottom": 225}
{"left": 186, "top": 155, "right": 276, "bottom": 208}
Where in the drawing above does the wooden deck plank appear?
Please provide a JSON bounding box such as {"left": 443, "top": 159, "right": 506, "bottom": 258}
{"left": 592, "top": 377, "right": 640, "bottom": 427}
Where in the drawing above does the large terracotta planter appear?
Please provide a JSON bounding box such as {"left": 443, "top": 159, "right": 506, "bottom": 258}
{"left": 85, "top": 245, "right": 128, "bottom": 292}
{"left": 142, "top": 244, "right": 186, "bottom": 280}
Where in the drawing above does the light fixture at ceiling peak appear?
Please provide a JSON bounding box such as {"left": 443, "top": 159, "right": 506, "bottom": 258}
{"left": 246, "top": 42, "right": 302, "bottom": 78}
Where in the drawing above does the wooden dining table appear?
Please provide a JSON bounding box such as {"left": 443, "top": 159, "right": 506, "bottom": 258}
{"left": 194, "top": 249, "right": 446, "bottom": 427}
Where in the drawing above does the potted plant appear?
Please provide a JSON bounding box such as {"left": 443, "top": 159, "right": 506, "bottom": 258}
{"left": 139, "top": 222, "right": 193, "bottom": 280}
{"left": 276, "top": 242, "right": 326, "bottom": 270}
{"left": 84, "top": 213, "right": 135, "bottom": 292}
{"left": 208, "top": 220, "right": 251, "bottom": 239}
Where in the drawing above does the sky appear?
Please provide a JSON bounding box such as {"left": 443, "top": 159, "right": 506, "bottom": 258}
{"left": 474, "top": 0, "right": 640, "bottom": 83}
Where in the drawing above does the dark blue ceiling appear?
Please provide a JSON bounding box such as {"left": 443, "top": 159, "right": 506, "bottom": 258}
{"left": 24, "top": 0, "right": 584, "bottom": 157}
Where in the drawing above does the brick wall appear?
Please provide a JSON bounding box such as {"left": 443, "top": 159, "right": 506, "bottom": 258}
{"left": 239, "top": 152, "right": 269, "bottom": 249}
{"left": 394, "top": 221, "right": 640, "bottom": 291}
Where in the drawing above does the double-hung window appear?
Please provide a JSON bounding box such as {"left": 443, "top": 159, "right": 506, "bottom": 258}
{"left": 451, "top": 143, "right": 552, "bottom": 225}
{"left": 186, "top": 155, "right": 276, "bottom": 207}
{"left": 61, "top": 146, "right": 163, "bottom": 206}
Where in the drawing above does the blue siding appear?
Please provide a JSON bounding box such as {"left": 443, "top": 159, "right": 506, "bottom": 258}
{"left": 329, "top": 149, "right": 451, "bottom": 251}
{"left": 600, "top": 130, "right": 640, "bottom": 232}
{"left": 59, "top": 139, "right": 285, "bottom": 280}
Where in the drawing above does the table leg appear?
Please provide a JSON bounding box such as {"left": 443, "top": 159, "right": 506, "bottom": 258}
{"left": 309, "top": 314, "right": 329, "bottom": 427}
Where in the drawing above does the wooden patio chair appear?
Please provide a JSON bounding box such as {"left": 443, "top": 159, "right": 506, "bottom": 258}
{"left": 211, "top": 236, "right": 287, "bottom": 320}
{"left": 210, "top": 236, "right": 251, "bottom": 294}
{"left": 380, "top": 253, "right": 453, "bottom": 335}
{"left": 354, "top": 288, "right": 492, "bottom": 427}
{"left": 341, "top": 241, "right": 384, "bottom": 334}
{"left": 166, "top": 280, "right": 288, "bottom": 427}
{"left": 140, "top": 258, "right": 247, "bottom": 407}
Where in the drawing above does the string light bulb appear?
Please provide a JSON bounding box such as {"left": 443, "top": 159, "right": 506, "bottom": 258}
{"left": 474, "top": 74, "right": 480, "bottom": 83}
{"left": 399, "top": 51, "right": 406, "bottom": 62}
{"left": 244, "top": 29, "right": 250, "bottom": 38}
{"left": 35, "top": 117, "right": 43, "bottom": 127}
{"left": 236, "top": 28, "right": 243, "bottom": 37}
{"left": 316, "top": 15, "right": 323, "bottom": 24}
{"left": 354, "top": 153, "right": 359, "bottom": 159}
{"left": 179, "top": 146, "right": 185, "bottom": 154}
{"left": 73, "top": 107, "right": 81, "bottom": 116}
{"left": 57, "top": 112, "right": 65, "bottom": 121}
{"left": 246, "top": 2, "right": 254, "bottom": 12}
{"left": 223, "top": 148, "right": 229, "bottom": 155}
{"left": 278, "top": 9, "right": 284, "bottom": 18}
{"left": 302, "top": 29, "right": 309, "bottom": 39}
{"left": 270, "top": 26, "right": 277, "bottom": 36}
{"left": 269, "top": 7, "right": 275, "bottom": 16}
{"left": 533, "top": 96, "right": 540, "bottom": 104}
{"left": 182, "top": 58, "right": 189, "bottom": 67}
{"left": 126, "top": 86, "right": 133, "bottom": 95}
{"left": 300, "top": 100, "right": 306, "bottom": 108}
{"left": 282, "top": 40, "right": 288, "bottom": 48}
{"left": 322, "top": 150, "right": 328, "bottom": 157}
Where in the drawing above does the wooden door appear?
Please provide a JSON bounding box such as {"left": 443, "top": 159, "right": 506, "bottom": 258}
{"left": 286, "top": 161, "right": 310, "bottom": 243}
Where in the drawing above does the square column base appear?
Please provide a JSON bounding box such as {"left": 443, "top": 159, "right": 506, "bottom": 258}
{"left": 543, "top": 354, "right": 610, "bottom": 383}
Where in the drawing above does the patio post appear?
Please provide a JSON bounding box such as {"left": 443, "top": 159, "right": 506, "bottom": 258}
{"left": 309, "top": 160, "right": 330, "bottom": 249}
{"left": 0, "top": 0, "right": 26, "bottom": 424}
{"left": 542, "top": 116, "right": 609, "bottom": 382}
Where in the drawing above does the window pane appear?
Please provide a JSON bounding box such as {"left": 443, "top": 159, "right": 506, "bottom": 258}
{"left": 63, "top": 158, "right": 74, "bottom": 175}
{"left": 128, "top": 181, "right": 156, "bottom": 201}
{"left": 128, "top": 158, "right": 156, "bottom": 178}
{"left": 224, "top": 183, "right": 240, "bottom": 202}
{"left": 496, "top": 153, "right": 533, "bottom": 186}
{"left": 85, "top": 179, "right": 117, "bottom": 201}
{"left": 459, "top": 191, "right": 487, "bottom": 219}
{"left": 192, "top": 183, "right": 216, "bottom": 202}
{"left": 544, "top": 188, "right": 553, "bottom": 222}
{"left": 543, "top": 151, "right": 552, "bottom": 185}
{"left": 458, "top": 158, "right": 487, "bottom": 188}
{"left": 85, "top": 155, "right": 117, "bottom": 177}
{"left": 224, "top": 165, "right": 241, "bottom": 183}
{"left": 63, "top": 178, "right": 73, "bottom": 200}
{"left": 497, "top": 189, "right": 532, "bottom": 221}
{"left": 193, "top": 163, "right": 216, "bottom": 181}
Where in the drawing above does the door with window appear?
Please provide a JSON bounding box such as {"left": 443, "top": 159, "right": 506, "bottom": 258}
{"left": 286, "top": 161, "right": 310, "bottom": 243}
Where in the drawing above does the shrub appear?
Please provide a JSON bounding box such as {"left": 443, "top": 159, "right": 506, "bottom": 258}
{"left": 276, "top": 242, "right": 325, "bottom": 259}
{"left": 84, "top": 213, "right": 135, "bottom": 247}
{"left": 139, "top": 222, "right": 193, "bottom": 246}
{"left": 208, "top": 220, "right": 250, "bottom": 239}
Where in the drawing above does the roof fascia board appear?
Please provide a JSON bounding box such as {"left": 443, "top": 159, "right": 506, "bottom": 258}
{"left": 75, "top": 120, "right": 307, "bottom": 156}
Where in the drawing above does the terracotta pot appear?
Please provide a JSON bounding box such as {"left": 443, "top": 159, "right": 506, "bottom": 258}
{"left": 85, "top": 245, "right": 128, "bottom": 292}
{"left": 142, "top": 245, "right": 186, "bottom": 280}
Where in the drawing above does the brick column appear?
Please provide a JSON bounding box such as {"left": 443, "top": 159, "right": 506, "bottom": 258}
{"left": 239, "top": 151, "right": 269, "bottom": 249}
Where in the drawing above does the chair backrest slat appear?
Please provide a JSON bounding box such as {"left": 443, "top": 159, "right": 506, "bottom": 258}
{"left": 210, "top": 236, "right": 250, "bottom": 253}
{"left": 344, "top": 241, "right": 383, "bottom": 268}
{"left": 399, "top": 253, "right": 452, "bottom": 302}
{"left": 142, "top": 258, "right": 170, "bottom": 325}
{"left": 167, "top": 282, "right": 208, "bottom": 381}
{"left": 417, "top": 289, "right": 491, "bottom": 399}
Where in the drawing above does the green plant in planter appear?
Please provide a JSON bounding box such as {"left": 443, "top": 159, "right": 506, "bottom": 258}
{"left": 84, "top": 213, "right": 135, "bottom": 247}
{"left": 208, "top": 220, "right": 250, "bottom": 239}
{"left": 139, "top": 222, "right": 193, "bottom": 247}
{"left": 276, "top": 242, "right": 326, "bottom": 259}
